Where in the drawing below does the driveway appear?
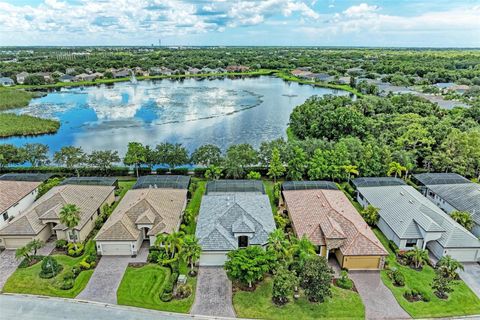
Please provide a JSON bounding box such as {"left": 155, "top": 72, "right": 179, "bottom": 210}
{"left": 349, "top": 271, "right": 410, "bottom": 320}
{"left": 76, "top": 244, "right": 148, "bottom": 304}
{"left": 459, "top": 263, "right": 480, "bottom": 298}
{"left": 0, "top": 241, "right": 55, "bottom": 291}
{"left": 191, "top": 267, "right": 235, "bottom": 318}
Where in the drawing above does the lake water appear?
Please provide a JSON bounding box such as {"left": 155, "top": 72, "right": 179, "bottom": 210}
{"left": 2, "top": 76, "right": 352, "bottom": 155}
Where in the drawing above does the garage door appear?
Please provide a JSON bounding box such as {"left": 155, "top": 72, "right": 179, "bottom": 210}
{"left": 444, "top": 249, "right": 479, "bottom": 262}
{"left": 3, "top": 237, "right": 32, "bottom": 249}
{"left": 199, "top": 252, "right": 228, "bottom": 266}
{"left": 343, "top": 256, "right": 381, "bottom": 270}
{"left": 100, "top": 243, "right": 132, "bottom": 256}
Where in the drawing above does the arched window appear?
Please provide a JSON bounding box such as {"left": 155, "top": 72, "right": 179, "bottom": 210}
{"left": 238, "top": 236, "right": 248, "bottom": 248}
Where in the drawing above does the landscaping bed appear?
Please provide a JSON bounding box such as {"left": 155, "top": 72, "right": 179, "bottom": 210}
{"left": 374, "top": 228, "right": 480, "bottom": 318}
{"left": 233, "top": 277, "right": 365, "bottom": 320}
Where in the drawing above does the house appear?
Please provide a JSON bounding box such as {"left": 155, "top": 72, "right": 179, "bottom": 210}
{"left": 291, "top": 68, "right": 313, "bottom": 78}
{"left": 446, "top": 84, "right": 470, "bottom": 95}
{"left": 414, "top": 173, "right": 480, "bottom": 237}
{"left": 0, "top": 184, "right": 115, "bottom": 249}
{"left": 282, "top": 181, "right": 388, "bottom": 270}
{"left": 95, "top": 175, "right": 190, "bottom": 256}
{"left": 186, "top": 67, "right": 200, "bottom": 75}
{"left": 0, "top": 173, "right": 52, "bottom": 230}
{"left": 196, "top": 180, "right": 275, "bottom": 266}
{"left": 225, "top": 65, "right": 250, "bottom": 72}
{"left": 113, "top": 70, "right": 130, "bottom": 78}
{"left": 36, "top": 72, "right": 53, "bottom": 83}
{"left": 16, "top": 72, "right": 29, "bottom": 84}
{"left": 353, "top": 177, "right": 480, "bottom": 262}
{"left": 0, "top": 77, "right": 14, "bottom": 86}
{"left": 59, "top": 75, "right": 75, "bottom": 83}
{"left": 65, "top": 68, "right": 76, "bottom": 75}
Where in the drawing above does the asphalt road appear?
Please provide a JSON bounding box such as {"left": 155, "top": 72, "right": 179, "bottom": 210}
{"left": 0, "top": 294, "right": 236, "bottom": 320}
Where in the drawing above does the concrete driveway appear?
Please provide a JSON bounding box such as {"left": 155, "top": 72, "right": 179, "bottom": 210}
{"left": 459, "top": 263, "right": 480, "bottom": 298}
{"left": 191, "top": 267, "right": 235, "bottom": 318}
{"left": 76, "top": 245, "right": 148, "bottom": 304}
{"left": 349, "top": 271, "right": 410, "bottom": 320}
{"left": 0, "top": 242, "right": 55, "bottom": 291}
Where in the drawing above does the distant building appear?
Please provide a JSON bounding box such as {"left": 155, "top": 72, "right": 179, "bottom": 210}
{"left": 113, "top": 70, "right": 130, "bottom": 78}
{"left": 59, "top": 75, "right": 75, "bottom": 83}
{"left": 65, "top": 68, "right": 76, "bottom": 75}
{"left": 186, "top": 67, "right": 200, "bottom": 75}
{"left": 226, "top": 65, "right": 250, "bottom": 72}
{"left": 291, "top": 68, "right": 312, "bottom": 78}
{"left": 36, "top": 72, "right": 53, "bottom": 83}
{"left": 15, "top": 71, "right": 29, "bottom": 84}
{"left": 446, "top": 85, "right": 470, "bottom": 95}
{"left": 0, "top": 77, "right": 14, "bottom": 86}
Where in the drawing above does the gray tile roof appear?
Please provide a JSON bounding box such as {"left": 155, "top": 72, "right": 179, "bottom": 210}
{"left": 414, "top": 173, "right": 480, "bottom": 225}
{"left": 196, "top": 192, "right": 275, "bottom": 251}
{"left": 357, "top": 185, "right": 480, "bottom": 249}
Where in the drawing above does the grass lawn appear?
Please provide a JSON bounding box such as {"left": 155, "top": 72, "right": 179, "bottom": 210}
{"left": 373, "top": 228, "right": 480, "bottom": 318}
{"left": 233, "top": 277, "right": 365, "bottom": 320}
{"left": 183, "top": 178, "right": 206, "bottom": 234}
{"left": 117, "top": 263, "right": 197, "bottom": 314}
{"left": 263, "top": 180, "right": 281, "bottom": 214}
{"left": 114, "top": 179, "right": 136, "bottom": 208}
{"left": 3, "top": 254, "right": 93, "bottom": 298}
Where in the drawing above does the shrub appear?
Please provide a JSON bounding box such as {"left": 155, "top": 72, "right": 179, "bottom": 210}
{"left": 67, "top": 243, "right": 84, "bottom": 257}
{"left": 175, "top": 284, "right": 192, "bottom": 299}
{"left": 300, "top": 256, "right": 334, "bottom": 303}
{"left": 272, "top": 267, "right": 298, "bottom": 305}
{"left": 246, "top": 171, "right": 261, "bottom": 180}
{"left": 160, "top": 292, "right": 173, "bottom": 302}
{"left": 336, "top": 270, "right": 353, "bottom": 290}
{"left": 63, "top": 271, "right": 75, "bottom": 281}
{"left": 55, "top": 239, "right": 67, "bottom": 249}
{"left": 39, "top": 257, "right": 63, "bottom": 279}
{"left": 388, "top": 240, "right": 399, "bottom": 253}
{"left": 272, "top": 182, "right": 281, "bottom": 206}
{"left": 60, "top": 279, "right": 74, "bottom": 290}
{"left": 79, "top": 260, "right": 91, "bottom": 270}
{"left": 18, "top": 255, "right": 43, "bottom": 268}
{"left": 388, "top": 269, "right": 405, "bottom": 287}
{"left": 71, "top": 266, "right": 82, "bottom": 278}
{"left": 225, "top": 246, "right": 275, "bottom": 288}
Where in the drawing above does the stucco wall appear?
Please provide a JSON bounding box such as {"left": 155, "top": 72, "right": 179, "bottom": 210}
{"left": 0, "top": 188, "right": 38, "bottom": 229}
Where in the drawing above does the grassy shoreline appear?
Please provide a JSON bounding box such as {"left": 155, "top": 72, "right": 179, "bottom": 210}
{"left": 0, "top": 113, "right": 60, "bottom": 138}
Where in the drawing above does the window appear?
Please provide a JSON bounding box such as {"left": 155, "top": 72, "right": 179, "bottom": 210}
{"left": 405, "top": 239, "right": 417, "bottom": 248}
{"left": 238, "top": 236, "right": 248, "bottom": 248}
{"left": 68, "top": 231, "right": 78, "bottom": 242}
{"left": 2, "top": 212, "right": 8, "bottom": 221}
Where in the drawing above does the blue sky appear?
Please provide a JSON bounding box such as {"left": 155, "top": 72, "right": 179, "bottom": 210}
{"left": 0, "top": 0, "right": 479, "bottom": 47}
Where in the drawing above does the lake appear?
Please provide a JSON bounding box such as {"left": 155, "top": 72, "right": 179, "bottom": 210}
{"left": 2, "top": 76, "right": 352, "bottom": 155}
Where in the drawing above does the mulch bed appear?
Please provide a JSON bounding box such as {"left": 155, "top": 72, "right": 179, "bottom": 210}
{"left": 232, "top": 281, "right": 256, "bottom": 292}
{"left": 50, "top": 247, "right": 67, "bottom": 255}
{"left": 128, "top": 262, "right": 147, "bottom": 268}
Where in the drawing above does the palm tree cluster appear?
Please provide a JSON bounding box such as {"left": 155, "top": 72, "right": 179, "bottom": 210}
{"left": 154, "top": 232, "right": 201, "bottom": 275}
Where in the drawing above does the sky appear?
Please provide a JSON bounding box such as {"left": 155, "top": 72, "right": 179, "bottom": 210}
{"left": 0, "top": 0, "right": 479, "bottom": 47}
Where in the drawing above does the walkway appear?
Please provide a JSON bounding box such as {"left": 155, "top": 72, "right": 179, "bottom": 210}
{"left": 0, "top": 294, "right": 237, "bottom": 320}
{"left": 459, "top": 263, "right": 480, "bottom": 299}
{"left": 76, "top": 244, "right": 148, "bottom": 304}
{"left": 349, "top": 271, "right": 410, "bottom": 320}
{"left": 191, "top": 267, "right": 236, "bottom": 318}
{"left": 0, "top": 241, "right": 55, "bottom": 291}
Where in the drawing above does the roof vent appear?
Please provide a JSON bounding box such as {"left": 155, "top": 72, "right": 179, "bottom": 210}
{"left": 409, "top": 200, "right": 414, "bottom": 204}
{"left": 400, "top": 192, "right": 405, "bottom": 196}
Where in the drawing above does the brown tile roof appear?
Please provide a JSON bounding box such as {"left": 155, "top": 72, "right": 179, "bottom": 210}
{"left": 0, "top": 180, "right": 41, "bottom": 213}
{"left": 95, "top": 188, "right": 187, "bottom": 241}
{"left": 283, "top": 189, "right": 387, "bottom": 257}
{"left": 0, "top": 184, "right": 114, "bottom": 236}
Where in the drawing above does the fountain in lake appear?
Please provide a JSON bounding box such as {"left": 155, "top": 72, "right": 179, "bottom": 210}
{"left": 129, "top": 69, "right": 138, "bottom": 85}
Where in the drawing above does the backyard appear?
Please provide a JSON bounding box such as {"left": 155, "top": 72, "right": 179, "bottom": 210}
{"left": 374, "top": 228, "right": 480, "bottom": 318}
{"left": 233, "top": 277, "right": 365, "bottom": 320}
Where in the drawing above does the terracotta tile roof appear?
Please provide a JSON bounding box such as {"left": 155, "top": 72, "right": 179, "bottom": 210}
{"left": 0, "top": 185, "right": 114, "bottom": 236}
{"left": 95, "top": 188, "right": 187, "bottom": 241}
{"left": 0, "top": 180, "right": 41, "bottom": 213}
{"left": 283, "top": 189, "right": 387, "bottom": 256}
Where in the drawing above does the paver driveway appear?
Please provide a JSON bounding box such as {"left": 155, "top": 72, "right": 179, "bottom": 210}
{"left": 191, "top": 267, "right": 235, "bottom": 318}
{"left": 0, "top": 241, "right": 55, "bottom": 291}
{"left": 76, "top": 245, "right": 148, "bottom": 304}
{"left": 349, "top": 271, "right": 410, "bottom": 320}
{"left": 459, "top": 263, "right": 480, "bottom": 298}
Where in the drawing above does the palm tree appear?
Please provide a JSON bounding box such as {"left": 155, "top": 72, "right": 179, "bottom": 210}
{"left": 28, "top": 239, "right": 45, "bottom": 256}
{"left": 342, "top": 165, "right": 359, "bottom": 184}
{"left": 15, "top": 245, "right": 31, "bottom": 263}
{"left": 387, "top": 162, "right": 407, "bottom": 178}
{"left": 437, "top": 255, "right": 464, "bottom": 279}
{"left": 59, "top": 204, "right": 81, "bottom": 249}
{"left": 407, "top": 246, "right": 429, "bottom": 269}
{"left": 290, "top": 235, "right": 316, "bottom": 268}
{"left": 155, "top": 233, "right": 169, "bottom": 254}
{"left": 360, "top": 205, "right": 380, "bottom": 226}
{"left": 450, "top": 211, "right": 474, "bottom": 231}
{"left": 167, "top": 231, "right": 185, "bottom": 259}
{"left": 183, "top": 235, "right": 201, "bottom": 275}
{"left": 267, "top": 229, "right": 291, "bottom": 262}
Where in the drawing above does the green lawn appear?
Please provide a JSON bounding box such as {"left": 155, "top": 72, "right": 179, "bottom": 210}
{"left": 113, "top": 179, "right": 136, "bottom": 209}
{"left": 117, "top": 264, "right": 196, "bottom": 313}
{"left": 263, "top": 180, "right": 280, "bottom": 214}
{"left": 183, "top": 178, "right": 206, "bottom": 234}
{"left": 2, "top": 254, "right": 93, "bottom": 298}
{"left": 233, "top": 277, "right": 365, "bottom": 320}
{"left": 373, "top": 228, "right": 480, "bottom": 318}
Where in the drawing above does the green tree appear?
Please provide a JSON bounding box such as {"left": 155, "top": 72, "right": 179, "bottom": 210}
{"left": 300, "top": 255, "right": 334, "bottom": 303}
{"left": 0, "top": 144, "right": 24, "bottom": 168}
{"left": 387, "top": 161, "right": 406, "bottom": 178}
{"left": 405, "top": 246, "right": 429, "bottom": 269}
{"left": 225, "top": 246, "right": 275, "bottom": 288}
{"left": 191, "top": 144, "right": 222, "bottom": 166}
{"left": 289, "top": 235, "right": 316, "bottom": 270}
{"left": 23, "top": 143, "right": 49, "bottom": 167}
{"left": 88, "top": 150, "right": 120, "bottom": 175}
{"left": 432, "top": 268, "right": 454, "bottom": 299}
{"left": 436, "top": 255, "right": 464, "bottom": 280}
{"left": 267, "top": 229, "right": 291, "bottom": 263}
{"left": 286, "top": 145, "right": 307, "bottom": 180}
{"left": 342, "top": 165, "right": 359, "bottom": 184}
{"left": 59, "top": 204, "right": 81, "bottom": 249}
{"left": 15, "top": 245, "right": 32, "bottom": 263}
{"left": 224, "top": 144, "right": 258, "bottom": 178}
{"left": 156, "top": 142, "right": 189, "bottom": 171}
{"left": 182, "top": 235, "right": 201, "bottom": 275}
{"left": 28, "top": 239, "right": 45, "bottom": 256}
{"left": 268, "top": 148, "right": 286, "bottom": 183}
{"left": 450, "top": 211, "right": 474, "bottom": 231}
{"left": 124, "top": 142, "right": 147, "bottom": 177}
{"left": 272, "top": 266, "right": 298, "bottom": 305}
{"left": 204, "top": 165, "right": 223, "bottom": 180}
{"left": 360, "top": 205, "right": 380, "bottom": 226}
{"left": 53, "top": 146, "right": 85, "bottom": 177}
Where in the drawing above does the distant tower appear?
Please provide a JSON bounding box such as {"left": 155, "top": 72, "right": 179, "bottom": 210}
{"left": 158, "top": 39, "right": 161, "bottom": 47}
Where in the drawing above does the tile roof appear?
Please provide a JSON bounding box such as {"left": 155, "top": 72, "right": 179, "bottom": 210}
{"left": 196, "top": 192, "right": 276, "bottom": 251}
{"left": 357, "top": 185, "right": 480, "bottom": 248}
{"left": 283, "top": 188, "right": 387, "bottom": 256}
{"left": 95, "top": 188, "right": 187, "bottom": 241}
{"left": 0, "top": 180, "right": 41, "bottom": 214}
{"left": 0, "top": 184, "right": 114, "bottom": 236}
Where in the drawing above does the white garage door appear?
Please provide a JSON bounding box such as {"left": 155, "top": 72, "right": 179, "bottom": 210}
{"left": 100, "top": 242, "right": 132, "bottom": 256}
{"left": 199, "top": 252, "right": 228, "bottom": 266}
{"left": 3, "top": 237, "right": 32, "bottom": 249}
{"left": 445, "top": 249, "right": 479, "bottom": 262}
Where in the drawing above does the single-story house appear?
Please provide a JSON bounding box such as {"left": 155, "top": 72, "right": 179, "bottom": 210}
{"left": 0, "top": 77, "right": 14, "bottom": 86}
{"left": 282, "top": 181, "right": 388, "bottom": 270}
{"left": 59, "top": 74, "right": 75, "bottom": 82}
{"left": 196, "top": 180, "right": 275, "bottom": 266}
{"left": 0, "top": 184, "right": 115, "bottom": 249}
{"left": 414, "top": 173, "right": 480, "bottom": 237}
{"left": 95, "top": 175, "right": 190, "bottom": 256}
{"left": 16, "top": 71, "right": 29, "bottom": 84}
{"left": 353, "top": 177, "right": 480, "bottom": 262}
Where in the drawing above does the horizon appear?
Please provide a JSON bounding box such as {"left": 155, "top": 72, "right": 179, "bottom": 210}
{"left": 0, "top": 0, "right": 479, "bottom": 47}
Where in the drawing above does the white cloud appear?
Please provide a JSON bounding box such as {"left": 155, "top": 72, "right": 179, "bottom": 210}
{"left": 343, "top": 3, "right": 379, "bottom": 17}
